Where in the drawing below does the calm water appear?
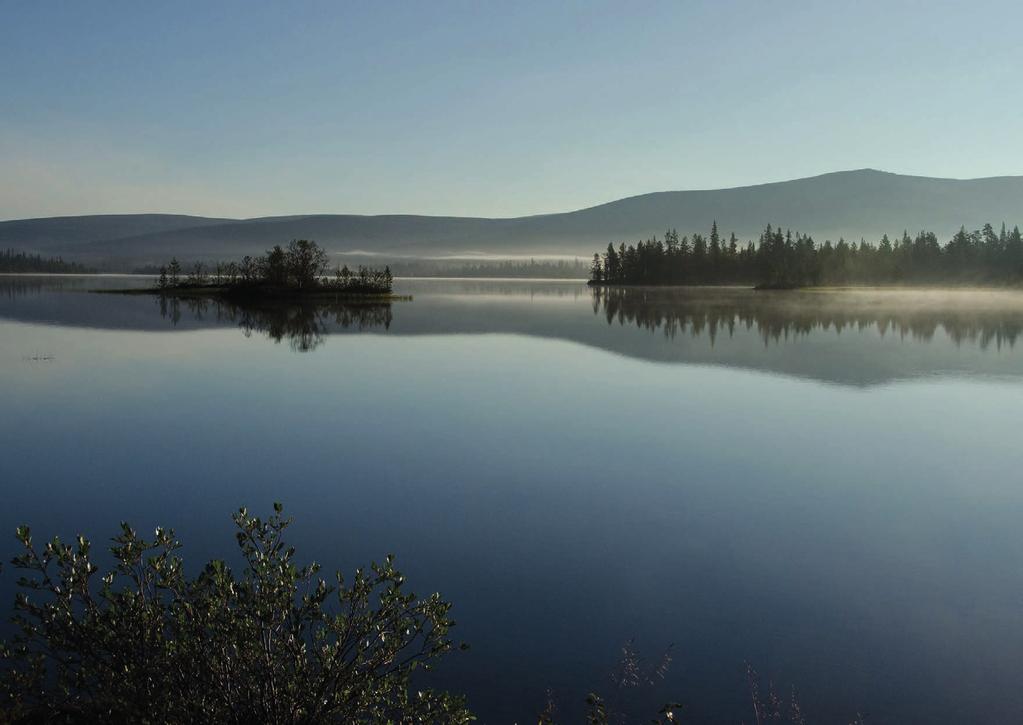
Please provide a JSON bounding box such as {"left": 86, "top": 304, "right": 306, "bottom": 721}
{"left": 3, "top": 275, "right": 1023, "bottom": 723}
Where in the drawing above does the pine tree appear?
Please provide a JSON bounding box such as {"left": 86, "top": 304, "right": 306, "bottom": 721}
{"left": 604, "top": 243, "right": 620, "bottom": 282}
{"left": 168, "top": 258, "right": 181, "bottom": 285}
{"left": 709, "top": 222, "right": 722, "bottom": 279}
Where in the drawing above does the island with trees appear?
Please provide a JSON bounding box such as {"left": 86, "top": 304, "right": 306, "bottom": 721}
{"left": 107, "top": 239, "right": 399, "bottom": 300}
{"left": 588, "top": 221, "right": 1023, "bottom": 289}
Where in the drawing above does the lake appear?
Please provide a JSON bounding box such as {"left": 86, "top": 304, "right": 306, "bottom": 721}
{"left": 3, "top": 275, "right": 1023, "bottom": 723}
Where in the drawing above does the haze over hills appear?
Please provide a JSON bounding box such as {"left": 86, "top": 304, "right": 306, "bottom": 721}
{"left": 4, "top": 169, "right": 1023, "bottom": 267}
{"left": 0, "top": 214, "right": 234, "bottom": 252}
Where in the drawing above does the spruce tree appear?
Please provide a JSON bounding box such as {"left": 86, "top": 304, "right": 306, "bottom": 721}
{"left": 168, "top": 258, "right": 181, "bottom": 285}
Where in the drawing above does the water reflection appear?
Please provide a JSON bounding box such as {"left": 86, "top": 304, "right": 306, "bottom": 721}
{"left": 4, "top": 275, "right": 1023, "bottom": 385}
{"left": 5, "top": 275, "right": 1023, "bottom": 722}
{"left": 0, "top": 274, "right": 96, "bottom": 300}
{"left": 593, "top": 286, "right": 1023, "bottom": 350}
{"left": 158, "top": 296, "right": 393, "bottom": 352}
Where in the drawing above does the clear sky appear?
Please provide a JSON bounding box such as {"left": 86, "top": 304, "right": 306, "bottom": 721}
{"left": 2, "top": 0, "right": 1021, "bottom": 220}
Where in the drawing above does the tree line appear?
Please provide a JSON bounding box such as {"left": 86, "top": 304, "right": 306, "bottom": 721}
{"left": 0, "top": 249, "right": 94, "bottom": 274}
{"left": 589, "top": 222, "right": 1023, "bottom": 287}
{"left": 157, "top": 239, "right": 393, "bottom": 294}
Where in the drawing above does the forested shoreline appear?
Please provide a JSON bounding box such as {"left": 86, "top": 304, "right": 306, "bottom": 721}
{"left": 589, "top": 222, "right": 1023, "bottom": 288}
{"left": 0, "top": 249, "right": 94, "bottom": 274}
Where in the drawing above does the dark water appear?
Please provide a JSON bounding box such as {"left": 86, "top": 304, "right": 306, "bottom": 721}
{"left": 3, "top": 275, "right": 1023, "bottom": 723}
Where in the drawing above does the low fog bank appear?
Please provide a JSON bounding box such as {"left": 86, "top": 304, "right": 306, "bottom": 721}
{"left": 124, "top": 252, "right": 591, "bottom": 280}
{"left": 768, "top": 287, "right": 1023, "bottom": 314}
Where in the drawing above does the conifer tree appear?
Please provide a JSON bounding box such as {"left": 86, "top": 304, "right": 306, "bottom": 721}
{"left": 168, "top": 258, "right": 181, "bottom": 285}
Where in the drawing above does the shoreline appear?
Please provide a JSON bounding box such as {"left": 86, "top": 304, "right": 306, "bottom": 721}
{"left": 587, "top": 280, "right": 1023, "bottom": 291}
{"left": 92, "top": 285, "right": 410, "bottom": 302}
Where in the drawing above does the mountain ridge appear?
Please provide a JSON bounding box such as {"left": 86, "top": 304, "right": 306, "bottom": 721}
{"left": 4, "top": 170, "right": 1023, "bottom": 264}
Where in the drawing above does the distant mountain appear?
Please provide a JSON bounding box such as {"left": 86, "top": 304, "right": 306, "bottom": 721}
{"left": 4, "top": 170, "right": 1023, "bottom": 265}
{"left": 0, "top": 214, "right": 232, "bottom": 251}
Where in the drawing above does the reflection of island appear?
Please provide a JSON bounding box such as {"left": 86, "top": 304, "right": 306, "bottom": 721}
{"left": 592, "top": 286, "right": 1023, "bottom": 350}
{"left": 158, "top": 296, "right": 393, "bottom": 352}
{"left": 5, "top": 276, "right": 1023, "bottom": 386}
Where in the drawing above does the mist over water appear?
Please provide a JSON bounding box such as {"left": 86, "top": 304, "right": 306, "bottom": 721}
{"left": 6, "top": 275, "right": 1022, "bottom": 385}
{"left": 3, "top": 276, "right": 1023, "bottom": 722}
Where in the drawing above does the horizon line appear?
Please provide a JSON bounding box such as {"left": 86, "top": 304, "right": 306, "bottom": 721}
{"left": 4, "top": 167, "right": 1023, "bottom": 225}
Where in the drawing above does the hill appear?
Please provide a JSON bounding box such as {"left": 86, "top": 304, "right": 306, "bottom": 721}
{"left": 4, "top": 170, "right": 1023, "bottom": 266}
{"left": 0, "top": 214, "right": 232, "bottom": 251}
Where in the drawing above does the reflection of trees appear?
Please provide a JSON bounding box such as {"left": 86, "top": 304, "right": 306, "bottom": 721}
{"left": 1, "top": 277, "right": 61, "bottom": 300}
{"left": 159, "top": 297, "right": 393, "bottom": 352}
{"left": 593, "top": 287, "right": 1023, "bottom": 350}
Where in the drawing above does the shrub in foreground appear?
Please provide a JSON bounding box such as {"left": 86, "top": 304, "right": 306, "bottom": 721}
{"left": 0, "top": 505, "right": 470, "bottom": 724}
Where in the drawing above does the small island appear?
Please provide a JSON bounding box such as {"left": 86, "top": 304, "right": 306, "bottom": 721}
{"left": 100, "top": 240, "right": 403, "bottom": 300}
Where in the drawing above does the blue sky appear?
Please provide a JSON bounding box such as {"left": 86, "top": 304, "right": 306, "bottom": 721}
{"left": 1, "top": 0, "right": 1021, "bottom": 219}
